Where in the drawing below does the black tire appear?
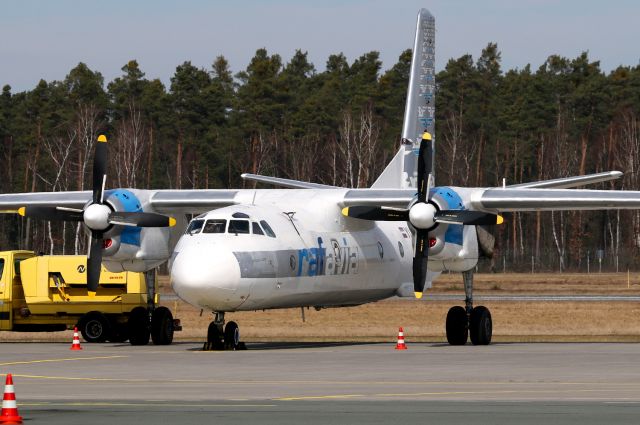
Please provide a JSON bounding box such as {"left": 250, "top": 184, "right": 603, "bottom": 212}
{"left": 107, "top": 319, "right": 129, "bottom": 343}
{"left": 207, "top": 322, "right": 224, "bottom": 350}
{"left": 128, "top": 307, "right": 150, "bottom": 346}
{"left": 446, "top": 306, "right": 468, "bottom": 345}
{"left": 469, "top": 306, "right": 492, "bottom": 345}
{"left": 223, "top": 321, "right": 240, "bottom": 350}
{"left": 78, "top": 311, "right": 111, "bottom": 343}
{"left": 151, "top": 307, "right": 174, "bottom": 345}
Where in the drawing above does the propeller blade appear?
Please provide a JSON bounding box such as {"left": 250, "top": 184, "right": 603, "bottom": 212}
{"left": 92, "top": 135, "right": 108, "bottom": 204}
{"left": 87, "top": 231, "right": 103, "bottom": 294}
{"left": 434, "top": 210, "right": 504, "bottom": 226}
{"left": 416, "top": 132, "right": 433, "bottom": 202}
{"left": 412, "top": 228, "right": 429, "bottom": 298}
{"left": 341, "top": 206, "right": 409, "bottom": 221}
{"left": 108, "top": 212, "right": 177, "bottom": 227}
{"left": 17, "top": 206, "right": 83, "bottom": 222}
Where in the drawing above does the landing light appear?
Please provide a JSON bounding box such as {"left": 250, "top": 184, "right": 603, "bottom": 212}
{"left": 428, "top": 238, "right": 437, "bottom": 248}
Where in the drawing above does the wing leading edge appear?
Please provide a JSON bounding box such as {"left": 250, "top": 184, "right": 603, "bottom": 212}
{"left": 506, "top": 171, "right": 622, "bottom": 189}
{"left": 473, "top": 188, "right": 640, "bottom": 212}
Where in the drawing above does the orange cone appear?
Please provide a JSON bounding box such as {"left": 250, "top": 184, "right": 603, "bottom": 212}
{"left": 70, "top": 326, "right": 82, "bottom": 350}
{"left": 0, "top": 374, "right": 22, "bottom": 424}
{"left": 395, "top": 327, "right": 408, "bottom": 350}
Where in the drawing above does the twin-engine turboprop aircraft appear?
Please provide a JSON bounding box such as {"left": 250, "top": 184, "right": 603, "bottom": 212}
{"left": 1, "top": 9, "right": 640, "bottom": 347}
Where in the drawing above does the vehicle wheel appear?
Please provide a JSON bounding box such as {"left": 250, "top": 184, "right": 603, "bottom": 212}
{"left": 223, "top": 321, "right": 240, "bottom": 350}
{"left": 469, "top": 306, "right": 492, "bottom": 345}
{"left": 128, "top": 307, "right": 150, "bottom": 346}
{"left": 207, "top": 322, "right": 224, "bottom": 350}
{"left": 108, "top": 320, "right": 129, "bottom": 343}
{"left": 79, "top": 311, "right": 111, "bottom": 343}
{"left": 151, "top": 307, "right": 174, "bottom": 345}
{"left": 446, "top": 306, "right": 468, "bottom": 345}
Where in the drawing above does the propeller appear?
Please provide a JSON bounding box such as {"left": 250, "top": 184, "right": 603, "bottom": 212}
{"left": 16, "top": 134, "right": 176, "bottom": 294}
{"left": 342, "top": 132, "right": 503, "bottom": 299}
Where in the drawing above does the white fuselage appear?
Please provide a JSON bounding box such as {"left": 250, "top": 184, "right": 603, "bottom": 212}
{"left": 169, "top": 189, "right": 479, "bottom": 312}
{"left": 170, "top": 190, "right": 413, "bottom": 311}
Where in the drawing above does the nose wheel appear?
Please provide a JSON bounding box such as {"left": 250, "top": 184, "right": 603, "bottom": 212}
{"left": 204, "top": 312, "right": 246, "bottom": 351}
{"left": 445, "top": 270, "right": 493, "bottom": 345}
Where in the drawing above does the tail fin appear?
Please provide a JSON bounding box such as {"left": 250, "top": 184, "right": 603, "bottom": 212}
{"left": 372, "top": 9, "right": 435, "bottom": 189}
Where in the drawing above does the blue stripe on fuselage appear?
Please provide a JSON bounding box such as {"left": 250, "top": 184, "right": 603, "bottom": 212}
{"left": 431, "top": 187, "right": 464, "bottom": 246}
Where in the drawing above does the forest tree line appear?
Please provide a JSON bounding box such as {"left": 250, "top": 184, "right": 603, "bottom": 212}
{"left": 1, "top": 43, "right": 640, "bottom": 271}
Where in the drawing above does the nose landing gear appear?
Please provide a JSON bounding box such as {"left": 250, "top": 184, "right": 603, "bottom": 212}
{"left": 445, "top": 270, "right": 493, "bottom": 345}
{"left": 203, "top": 312, "right": 246, "bottom": 351}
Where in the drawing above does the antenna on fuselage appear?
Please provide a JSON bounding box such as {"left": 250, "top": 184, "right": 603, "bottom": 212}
{"left": 284, "top": 212, "right": 301, "bottom": 236}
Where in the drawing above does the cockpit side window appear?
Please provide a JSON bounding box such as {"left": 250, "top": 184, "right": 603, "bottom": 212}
{"left": 260, "top": 220, "right": 276, "bottom": 238}
{"left": 203, "top": 219, "right": 227, "bottom": 233}
{"left": 252, "top": 222, "right": 264, "bottom": 235}
{"left": 186, "top": 219, "right": 205, "bottom": 235}
{"left": 228, "top": 220, "right": 250, "bottom": 234}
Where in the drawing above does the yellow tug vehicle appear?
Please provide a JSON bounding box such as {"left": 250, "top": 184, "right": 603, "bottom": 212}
{"left": 0, "top": 250, "right": 179, "bottom": 345}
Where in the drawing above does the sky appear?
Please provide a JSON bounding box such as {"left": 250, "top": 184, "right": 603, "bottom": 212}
{"left": 2, "top": 0, "right": 639, "bottom": 92}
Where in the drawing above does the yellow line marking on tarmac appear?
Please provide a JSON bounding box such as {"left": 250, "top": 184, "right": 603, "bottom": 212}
{"left": 0, "top": 356, "right": 127, "bottom": 367}
{"left": 275, "top": 388, "right": 630, "bottom": 401}
{"left": 17, "top": 401, "right": 276, "bottom": 408}
{"left": 11, "top": 374, "right": 153, "bottom": 382}
{"left": 8, "top": 373, "right": 640, "bottom": 389}
{"left": 276, "top": 394, "right": 364, "bottom": 401}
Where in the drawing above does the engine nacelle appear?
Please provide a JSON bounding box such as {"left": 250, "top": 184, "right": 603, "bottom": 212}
{"left": 86, "top": 189, "right": 186, "bottom": 273}
{"left": 419, "top": 187, "right": 484, "bottom": 272}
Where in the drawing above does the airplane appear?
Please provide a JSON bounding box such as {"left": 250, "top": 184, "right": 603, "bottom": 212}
{"left": 1, "top": 8, "right": 639, "bottom": 347}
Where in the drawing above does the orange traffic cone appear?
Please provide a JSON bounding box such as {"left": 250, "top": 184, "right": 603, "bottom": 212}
{"left": 70, "top": 326, "right": 82, "bottom": 350}
{"left": 395, "top": 327, "right": 408, "bottom": 350}
{"left": 0, "top": 374, "right": 22, "bottom": 424}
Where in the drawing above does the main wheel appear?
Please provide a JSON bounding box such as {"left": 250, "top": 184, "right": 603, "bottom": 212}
{"left": 78, "top": 311, "right": 111, "bottom": 343}
{"left": 446, "top": 306, "right": 468, "bottom": 345}
{"left": 223, "top": 321, "right": 240, "bottom": 350}
{"left": 207, "top": 322, "right": 224, "bottom": 350}
{"left": 469, "top": 306, "right": 492, "bottom": 345}
{"left": 128, "top": 307, "right": 150, "bottom": 346}
{"left": 107, "top": 320, "right": 129, "bottom": 343}
{"left": 151, "top": 306, "right": 174, "bottom": 345}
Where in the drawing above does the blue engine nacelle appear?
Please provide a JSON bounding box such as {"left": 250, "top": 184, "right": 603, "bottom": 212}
{"left": 92, "top": 189, "right": 185, "bottom": 273}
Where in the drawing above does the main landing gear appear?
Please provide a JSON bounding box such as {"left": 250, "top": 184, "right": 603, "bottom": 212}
{"left": 203, "top": 312, "right": 246, "bottom": 351}
{"left": 445, "top": 270, "right": 492, "bottom": 345}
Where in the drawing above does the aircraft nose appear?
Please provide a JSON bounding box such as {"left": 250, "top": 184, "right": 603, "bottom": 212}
{"left": 170, "top": 244, "right": 245, "bottom": 310}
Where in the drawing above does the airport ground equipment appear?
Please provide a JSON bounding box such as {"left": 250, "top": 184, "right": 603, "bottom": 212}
{"left": 0, "top": 250, "right": 179, "bottom": 344}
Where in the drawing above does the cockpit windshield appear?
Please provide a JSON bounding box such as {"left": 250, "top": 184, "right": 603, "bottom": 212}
{"left": 186, "top": 217, "right": 275, "bottom": 237}
{"left": 186, "top": 219, "right": 204, "bottom": 235}
{"left": 228, "top": 220, "right": 250, "bottom": 234}
{"left": 260, "top": 220, "right": 276, "bottom": 238}
{"left": 203, "top": 219, "right": 227, "bottom": 233}
{"left": 252, "top": 222, "right": 264, "bottom": 235}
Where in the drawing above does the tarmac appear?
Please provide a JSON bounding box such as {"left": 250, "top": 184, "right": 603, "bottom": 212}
{"left": 1, "top": 341, "right": 640, "bottom": 424}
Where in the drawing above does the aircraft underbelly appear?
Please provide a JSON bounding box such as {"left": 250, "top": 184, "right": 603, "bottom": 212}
{"left": 239, "top": 272, "right": 399, "bottom": 311}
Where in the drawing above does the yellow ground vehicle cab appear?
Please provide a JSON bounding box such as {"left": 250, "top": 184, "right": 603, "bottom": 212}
{"left": 0, "top": 250, "right": 179, "bottom": 345}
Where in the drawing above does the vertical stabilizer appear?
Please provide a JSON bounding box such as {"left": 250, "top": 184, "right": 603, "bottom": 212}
{"left": 372, "top": 9, "right": 435, "bottom": 189}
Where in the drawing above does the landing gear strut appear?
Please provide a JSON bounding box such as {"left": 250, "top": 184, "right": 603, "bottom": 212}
{"left": 204, "top": 312, "right": 246, "bottom": 351}
{"left": 445, "top": 270, "right": 492, "bottom": 345}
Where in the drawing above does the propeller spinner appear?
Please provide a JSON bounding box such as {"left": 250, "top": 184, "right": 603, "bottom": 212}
{"left": 17, "top": 135, "right": 176, "bottom": 294}
{"left": 342, "top": 132, "right": 503, "bottom": 299}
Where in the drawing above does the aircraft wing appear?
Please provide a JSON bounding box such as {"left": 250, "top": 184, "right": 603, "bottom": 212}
{"left": 241, "top": 173, "right": 337, "bottom": 189}
{"left": 341, "top": 189, "right": 416, "bottom": 208}
{"left": 0, "top": 189, "right": 241, "bottom": 215}
{"left": 505, "top": 171, "right": 622, "bottom": 189}
{"left": 0, "top": 191, "right": 91, "bottom": 211}
{"left": 473, "top": 188, "right": 640, "bottom": 212}
{"left": 149, "top": 189, "right": 240, "bottom": 214}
